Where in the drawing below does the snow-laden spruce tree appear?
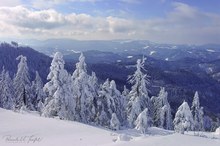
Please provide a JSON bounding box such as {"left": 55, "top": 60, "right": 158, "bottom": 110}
{"left": 90, "top": 72, "right": 99, "bottom": 97}
{"left": 72, "top": 53, "right": 96, "bottom": 123}
{"left": 0, "top": 68, "right": 15, "bottom": 110}
{"left": 173, "top": 101, "right": 194, "bottom": 134}
{"left": 121, "top": 85, "right": 130, "bottom": 125}
{"left": 42, "top": 52, "right": 75, "bottom": 120}
{"left": 122, "top": 85, "right": 129, "bottom": 110}
{"left": 191, "top": 91, "right": 204, "bottom": 131}
{"left": 0, "top": 67, "right": 6, "bottom": 107}
{"left": 109, "top": 80, "right": 124, "bottom": 123}
{"left": 127, "top": 57, "right": 151, "bottom": 128}
{"left": 151, "top": 87, "right": 172, "bottom": 130}
{"left": 14, "top": 55, "right": 33, "bottom": 110}
{"left": 122, "top": 85, "right": 129, "bottom": 99}
{"left": 31, "top": 71, "right": 45, "bottom": 112}
{"left": 96, "top": 79, "right": 123, "bottom": 127}
{"left": 110, "top": 113, "right": 120, "bottom": 130}
{"left": 198, "top": 107, "right": 204, "bottom": 131}
{"left": 135, "top": 108, "right": 150, "bottom": 134}
{"left": 151, "top": 95, "right": 161, "bottom": 127}
{"left": 96, "top": 79, "right": 111, "bottom": 126}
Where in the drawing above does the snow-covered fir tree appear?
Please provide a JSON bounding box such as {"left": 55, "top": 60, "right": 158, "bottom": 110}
{"left": 135, "top": 108, "right": 150, "bottom": 134}
{"left": 191, "top": 91, "right": 204, "bottom": 131}
{"left": 173, "top": 101, "right": 194, "bottom": 134}
{"left": 90, "top": 72, "right": 99, "bottom": 97}
{"left": 97, "top": 110, "right": 109, "bottom": 127}
{"left": 42, "top": 52, "right": 75, "bottom": 120}
{"left": 109, "top": 80, "right": 124, "bottom": 123}
{"left": 96, "top": 79, "right": 121, "bottom": 127}
{"left": 151, "top": 87, "right": 172, "bottom": 130}
{"left": 72, "top": 53, "right": 96, "bottom": 123}
{"left": 96, "top": 79, "right": 110, "bottom": 126}
{"left": 13, "top": 55, "right": 33, "bottom": 110}
{"left": 110, "top": 113, "right": 120, "bottom": 130}
{"left": 151, "top": 95, "right": 161, "bottom": 127}
{"left": 122, "top": 85, "right": 129, "bottom": 99}
{"left": 89, "top": 71, "right": 100, "bottom": 120}
{"left": 198, "top": 107, "right": 204, "bottom": 131}
{"left": 121, "top": 85, "right": 130, "bottom": 125}
{"left": 127, "top": 57, "right": 152, "bottom": 128}
{"left": 31, "top": 71, "right": 45, "bottom": 112}
{"left": 0, "top": 68, "right": 15, "bottom": 110}
{"left": 0, "top": 67, "right": 6, "bottom": 107}
{"left": 122, "top": 85, "right": 129, "bottom": 110}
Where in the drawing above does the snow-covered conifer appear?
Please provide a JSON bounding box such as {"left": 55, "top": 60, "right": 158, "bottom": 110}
{"left": 0, "top": 69, "right": 15, "bottom": 110}
{"left": 198, "top": 107, "right": 204, "bottom": 131}
{"left": 173, "top": 101, "right": 194, "bottom": 134}
{"left": 127, "top": 57, "right": 151, "bottom": 127}
{"left": 97, "top": 110, "right": 109, "bottom": 127}
{"left": 191, "top": 91, "right": 204, "bottom": 131}
{"left": 14, "top": 55, "right": 32, "bottom": 110}
{"left": 122, "top": 85, "right": 129, "bottom": 98}
{"left": 89, "top": 71, "right": 99, "bottom": 117}
{"left": 109, "top": 80, "right": 124, "bottom": 123}
{"left": 110, "top": 113, "right": 120, "bottom": 130}
{"left": 152, "top": 87, "right": 172, "bottom": 129}
{"left": 42, "top": 52, "right": 75, "bottom": 120}
{"left": 135, "top": 108, "right": 150, "bottom": 134}
{"left": 31, "top": 71, "right": 45, "bottom": 111}
{"left": 121, "top": 85, "right": 129, "bottom": 125}
{"left": 89, "top": 72, "right": 99, "bottom": 97}
{"left": 72, "top": 53, "right": 96, "bottom": 123}
{"left": 151, "top": 95, "right": 161, "bottom": 127}
{"left": 0, "top": 67, "right": 6, "bottom": 107}
{"left": 96, "top": 79, "right": 124, "bottom": 127}
{"left": 96, "top": 79, "right": 109, "bottom": 126}
{"left": 122, "top": 85, "right": 129, "bottom": 111}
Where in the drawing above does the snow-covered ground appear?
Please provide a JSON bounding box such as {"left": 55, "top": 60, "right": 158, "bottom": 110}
{"left": 0, "top": 108, "right": 219, "bottom": 146}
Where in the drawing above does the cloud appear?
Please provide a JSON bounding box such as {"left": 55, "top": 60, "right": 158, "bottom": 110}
{"left": 0, "top": 6, "right": 134, "bottom": 34}
{"left": 30, "top": 0, "right": 102, "bottom": 9}
{"left": 0, "top": 2, "right": 220, "bottom": 44}
{"left": 107, "top": 16, "right": 136, "bottom": 33}
{"left": 0, "top": 6, "right": 66, "bottom": 29}
{"left": 0, "top": 0, "right": 21, "bottom": 7}
{"left": 143, "top": 2, "right": 220, "bottom": 44}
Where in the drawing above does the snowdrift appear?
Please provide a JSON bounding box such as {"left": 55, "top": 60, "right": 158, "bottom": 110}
{"left": 0, "top": 108, "right": 219, "bottom": 146}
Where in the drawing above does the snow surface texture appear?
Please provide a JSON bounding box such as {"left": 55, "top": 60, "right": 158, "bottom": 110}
{"left": 0, "top": 108, "right": 219, "bottom": 146}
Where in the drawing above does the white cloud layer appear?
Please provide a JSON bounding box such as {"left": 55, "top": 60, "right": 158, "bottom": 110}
{"left": 0, "top": 2, "right": 220, "bottom": 44}
{"left": 0, "top": 0, "right": 21, "bottom": 7}
{"left": 31, "top": 0, "right": 102, "bottom": 9}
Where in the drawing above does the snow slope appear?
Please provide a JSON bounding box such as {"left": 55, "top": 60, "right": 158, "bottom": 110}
{"left": 0, "top": 108, "right": 219, "bottom": 146}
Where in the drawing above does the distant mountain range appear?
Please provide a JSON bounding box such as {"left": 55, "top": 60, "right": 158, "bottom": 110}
{"left": 0, "top": 40, "right": 220, "bottom": 118}
{"left": 1, "top": 39, "right": 220, "bottom": 61}
{"left": 3, "top": 39, "right": 220, "bottom": 67}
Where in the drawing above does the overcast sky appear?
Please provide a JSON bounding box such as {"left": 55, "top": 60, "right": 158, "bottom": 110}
{"left": 0, "top": 0, "right": 220, "bottom": 44}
